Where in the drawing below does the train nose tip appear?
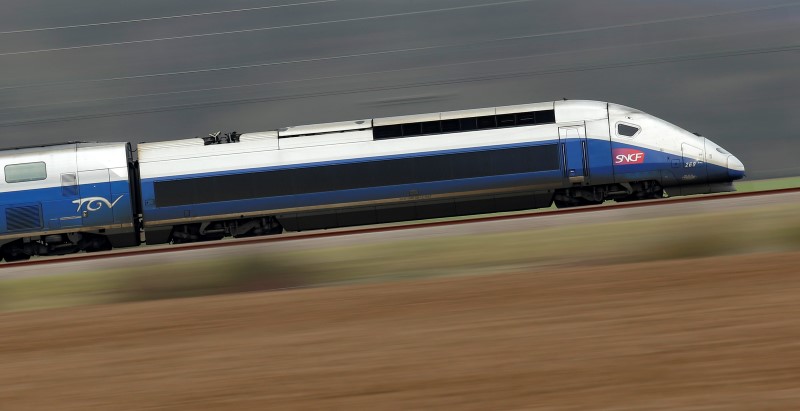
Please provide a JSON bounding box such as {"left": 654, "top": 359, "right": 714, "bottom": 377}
{"left": 727, "top": 155, "right": 745, "bottom": 180}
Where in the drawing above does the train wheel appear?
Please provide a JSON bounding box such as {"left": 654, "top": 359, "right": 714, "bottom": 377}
{"left": 1, "top": 242, "right": 31, "bottom": 262}
{"left": 650, "top": 186, "right": 665, "bottom": 199}
{"left": 554, "top": 199, "right": 573, "bottom": 209}
{"left": 85, "top": 237, "right": 113, "bottom": 253}
{"left": 3, "top": 251, "right": 30, "bottom": 262}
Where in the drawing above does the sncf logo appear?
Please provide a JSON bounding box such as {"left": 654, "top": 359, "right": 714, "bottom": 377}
{"left": 613, "top": 148, "right": 645, "bottom": 165}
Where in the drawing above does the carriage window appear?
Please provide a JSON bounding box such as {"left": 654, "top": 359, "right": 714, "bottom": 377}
{"left": 477, "top": 116, "right": 496, "bottom": 129}
{"left": 402, "top": 123, "right": 422, "bottom": 136}
{"left": 617, "top": 123, "right": 640, "bottom": 137}
{"left": 516, "top": 112, "right": 536, "bottom": 125}
{"left": 535, "top": 109, "right": 556, "bottom": 123}
{"left": 496, "top": 114, "right": 515, "bottom": 127}
{"left": 5, "top": 162, "right": 47, "bottom": 183}
{"left": 373, "top": 125, "right": 402, "bottom": 139}
{"left": 420, "top": 121, "right": 441, "bottom": 134}
{"left": 459, "top": 117, "right": 477, "bottom": 131}
{"left": 441, "top": 119, "right": 460, "bottom": 132}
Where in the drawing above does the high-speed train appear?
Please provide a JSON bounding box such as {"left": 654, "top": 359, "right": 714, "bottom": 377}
{"left": 0, "top": 100, "right": 744, "bottom": 261}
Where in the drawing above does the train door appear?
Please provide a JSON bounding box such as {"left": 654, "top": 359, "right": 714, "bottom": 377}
{"left": 559, "top": 126, "right": 588, "bottom": 184}
{"left": 77, "top": 169, "right": 115, "bottom": 228}
{"left": 55, "top": 148, "right": 82, "bottom": 229}
{"left": 680, "top": 143, "right": 708, "bottom": 184}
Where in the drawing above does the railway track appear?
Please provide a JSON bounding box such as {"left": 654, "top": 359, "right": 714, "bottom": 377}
{"left": 3, "top": 187, "right": 799, "bottom": 268}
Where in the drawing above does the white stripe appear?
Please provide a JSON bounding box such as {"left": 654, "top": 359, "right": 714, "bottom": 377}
{"left": 139, "top": 124, "right": 567, "bottom": 179}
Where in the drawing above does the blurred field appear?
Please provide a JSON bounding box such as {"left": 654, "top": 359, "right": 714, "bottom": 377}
{"left": 1, "top": 200, "right": 798, "bottom": 312}
{"left": 2, "top": 251, "right": 800, "bottom": 409}
{"left": 734, "top": 175, "right": 800, "bottom": 192}
{"left": 1, "top": 191, "right": 799, "bottom": 409}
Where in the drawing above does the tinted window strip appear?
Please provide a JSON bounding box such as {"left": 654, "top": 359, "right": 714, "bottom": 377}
{"left": 373, "top": 109, "right": 555, "bottom": 140}
{"left": 154, "top": 144, "right": 559, "bottom": 207}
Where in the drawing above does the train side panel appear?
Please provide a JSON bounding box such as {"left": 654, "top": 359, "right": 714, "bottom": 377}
{"left": 138, "top": 111, "right": 567, "bottom": 241}
{"left": 0, "top": 142, "right": 138, "bottom": 258}
{"left": 136, "top": 99, "right": 744, "bottom": 245}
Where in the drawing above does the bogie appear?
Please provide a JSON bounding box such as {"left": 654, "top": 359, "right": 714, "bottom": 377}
{"left": 170, "top": 217, "right": 283, "bottom": 244}
{"left": 0, "top": 232, "right": 114, "bottom": 260}
{"left": 554, "top": 180, "right": 664, "bottom": 207}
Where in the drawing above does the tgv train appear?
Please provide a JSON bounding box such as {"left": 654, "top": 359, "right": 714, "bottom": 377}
{"left": 0, "top": 100, "right": 744, "bottom": 261}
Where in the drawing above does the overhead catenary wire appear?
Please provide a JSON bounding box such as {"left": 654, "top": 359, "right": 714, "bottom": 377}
{"left": 2, "top": 1, "right": 798, "bottom": 91}
{"left": 0, "top": 0, "right": 339, "bottom": 35}
{"left": 4, "top": 0, "right": 800, "bottom": 59}
{"left": 1, "top": 28, "right": 791, "bottom": 112}
{"left": 0, "top": 43, "right": 796, "bottom": 128}
{"left": 0, "top": 0, "right": 542, "bottom": 57}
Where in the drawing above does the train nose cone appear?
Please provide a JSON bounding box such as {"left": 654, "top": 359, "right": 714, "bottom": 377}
{"left": 727, "top": 155, "right": 745, "bottom": 180}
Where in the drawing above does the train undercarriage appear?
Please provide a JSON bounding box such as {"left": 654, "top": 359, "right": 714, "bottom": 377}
{"left": 170, "top": 216, "right": 284, "bottom": 244}
{"left": 553, "top": 180, "right": 664, "bottom": 208}
{"left": 168, "top": 180, "right": 666, "bottom": 243}
{"left": 1, "top": 232, "right": 113, "bottom": 262}
{"left": 0, "top": 180, "right": 671, "bottom": 260}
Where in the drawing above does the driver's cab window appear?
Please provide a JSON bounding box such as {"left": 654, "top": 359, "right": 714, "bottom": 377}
{"left": 617, "top": 123, "right": 640, "bottom": 137}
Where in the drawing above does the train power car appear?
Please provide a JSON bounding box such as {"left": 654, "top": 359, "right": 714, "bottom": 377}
{"left": 136, "top": 100, "right": 745, "bottom": 244}
{"left": 0, "top": 100, "right": 745, "bottom": 260}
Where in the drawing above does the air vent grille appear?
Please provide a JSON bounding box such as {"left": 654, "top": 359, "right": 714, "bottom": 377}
{"left": 6, "top": 205, "right": 42, "bottom": 231}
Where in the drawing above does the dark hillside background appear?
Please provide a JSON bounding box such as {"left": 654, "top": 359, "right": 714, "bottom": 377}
{"left": 1, "top": 0, "right": 798, "bottom": 178}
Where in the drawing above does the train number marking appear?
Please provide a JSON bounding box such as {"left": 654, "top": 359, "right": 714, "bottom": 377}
{"left": 72, "top": 195, "right": 124, "bottom": 212}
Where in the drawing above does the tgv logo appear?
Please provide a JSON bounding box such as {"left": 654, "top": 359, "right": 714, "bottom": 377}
{"left": 613, "top": 148, "right": 645, "bottom": 165}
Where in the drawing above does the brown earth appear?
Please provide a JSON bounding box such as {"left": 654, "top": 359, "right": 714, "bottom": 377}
{"left": 2, "top": 251, "right": 800, "bottom": 410}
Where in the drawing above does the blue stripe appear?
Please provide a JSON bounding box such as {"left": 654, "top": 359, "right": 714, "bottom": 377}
{"left": 0, "top": 181, "right": 133, "bottom": 234}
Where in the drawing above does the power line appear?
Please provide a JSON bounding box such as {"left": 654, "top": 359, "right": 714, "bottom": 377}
{"left": 0, "top": 0, "right": 541, "bottom": 57}
{"left": 1, "top": 28, "right": 789, "bottom": 111}
{"left": 1, "top": 43, "right": 796, "bottom": 128}
{"left": 0, "top": 0, "right": 339, "bottom": 35}
{"left": 3, "top": 1, "right": 798, "bottom": 90}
